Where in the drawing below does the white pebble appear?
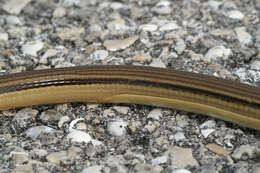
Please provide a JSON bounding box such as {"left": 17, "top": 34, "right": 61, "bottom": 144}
{"left": 205, "top": 46, "right": 232, "bottom": 60}
{"left": 201, "top": 129, "right": 215, "bottom": 138}
{"left": 148, "top": 109, "right": 163, "bottom": 120}
{"left": 151, "top": 155, "right": 167, "bottom": 165}
{"left": 67, "top": 129, "right": 92, "bottom": 143}
{"left": 22, "top": 41, "right": 44, "bottom": 56}
{"left": 225, "top": 10, "right": 244, "bottom": 20}
{"left": 235, "top": 27, "right": 252, "bottom": 45}
{"left": 172, "top": 169, "right": 192, "bottom": 173}
{"left": 107, "top": 120, "right": 128, "bottom": 137}
{"left": 140, "top": 24, "right": 158, "bottom": 32}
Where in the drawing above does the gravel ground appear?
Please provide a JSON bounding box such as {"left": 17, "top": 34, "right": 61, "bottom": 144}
{"left": 0, "top": 0, "right": 260, "bottom": 172}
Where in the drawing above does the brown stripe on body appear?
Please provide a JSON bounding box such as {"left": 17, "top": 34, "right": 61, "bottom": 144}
{"left": 0, "top": 77, "right": 260, "bottom": 118}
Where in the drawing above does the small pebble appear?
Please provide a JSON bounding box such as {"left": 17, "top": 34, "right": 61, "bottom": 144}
{"left": 172, "top": 169, "right": 192, "bottom": 173}
{"left": 57, "top": 27, "right": 85, "bottom": 41}
{"left": 53, "top": 7, "right": 66, "bottom": 18}
{"left": 151, "top": 155, "right": 167, "bottom": 165}
{"left": 200, "top": 120, "right": 216, "bottom": 129}
{"left": 110, "top": 2, "right": 123, "bottom": 10}
{"left": 208, "top": 0, "right": 223, "bottom": 10}
{"left": 104, "top": 36, "right": 139, "bottom": 51}
{"left": 3, "top": 0, "right": 32, "bottom": 14}
{"left": 0, "top": 32, "right": 8, "bottom": 41}
{"left": 147, "top": 109, "right": 163, "bottom": 120}
{"left": 133, "top": 163, "right": 163, "bottom": 173}
{"left": 140, "top": 24, "right": 158, "bottom": 32}
{"left": 166, "top": 146, "right": 199, "bottom": 168}
{"left": 46, "top": 151, "right": 67, "bottom": 165}
{"left": 205, "top": 46, "right": 232, "bottom": 60}
{"left": 201, "top": 129, "right": 215, "bottom": 138}
{"left": 145, "top": 124, "right": 157, "bottom": 133}
{"left": 235, "top": 27, "right": 252, "bottom": 45}
{"left": 173, "top": 132, "right": 186, "bottom": 142}
{"left": 225, "top": 10, "right": 244, "bottom": 20}
{"left": 10, "top": 151, "right": 29, "bottom": 164}
{"left": 251, "top": 60, "right": 260, "bottom": 70}
{"left": 26, "top": 126, "right": 55, "bottom": 138}
{"left": 81, "top": 166, "right": 103, "bottom": 173}
{"left": 232, "top": 145, "right": 257, "bottom": 160}
{"left": 106, "top": 18, "right": 128, "bottom": 31}
{"left": 67, "top": 129, "right": 92, "bottom": 143}
{"left": 253, "top": 165, "right": 260, "bottom": 173}
{"left": 22, "top": 40, "right": 44, "bottom": 56}
{"left": 152, "top": 1, "right": 172, "bottom": 15}
{"left": 40, "top": 109, "right": 62, "bottom": 123}
{"left": 112, "top": 106, "right": 130, "bottom": 115}
{"left": 12, "top": 165, "right": 33, "bottom": 173}
{"left": 107, "top": 120, "right": 128, "bottom": 137}
{"left": 159, "top": 22, "right": 180, "bottom": 31}
{"left": 133, "top": 53, "right": 152, "bottom": 63}
{"left": 40, "top": 49, "right": 59, "bottom": 64}
{"left": 89, "top": 50, "right": 109, "bottom": 60}
{"left": 58, "top": 116, "right": 71, "bottom": 128}
{"left": 205, "top": 143, "right": 231, "bottom": 155}
{"left": 5, "top": 16, "right": 23, "bottom": 25}
{"left": 13, "top": 108, "right": 38, "bottom": 128}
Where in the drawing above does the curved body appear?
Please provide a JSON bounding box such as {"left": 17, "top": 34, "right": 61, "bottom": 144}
{"left": 0, "top": 65, "right": 260, "bottom": 130}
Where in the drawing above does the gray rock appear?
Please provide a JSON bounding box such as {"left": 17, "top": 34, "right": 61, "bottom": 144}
{"left": 22, "top": 41, "right": 44, "bottom": 56}
{"left": 5, "top": 16, "right": 23, "bottom": 25}
{"left": 63, "top": 0, "right": 81, "bottom": 7}
{"left": 172, "top": 169, "right": 192, "bottom": 173}
{"left": 0, "top": 32, "right": 8, "bottom": 41}
{"left": 40, "top": 109, "right": 62, "bottom": 123}
{"left": 200, "top": 120, "right": 216, "bottom": 129}
{"left": 253, "top": 165, "right": 260, "bottom": 173}
{"left": 3, "top": 0, "right": 32, "bottom": 14}
{"left": 110, "top": 2, "right": 123, "bottom": 10}
{"left": 147, "top": 109, "right": 163, "bottom": 120}
{"left": 151, "top": 155, "right": 167, "bottom": 165}
{"left": 67, "top": 129, "right": 92, "bottom": 143}
{"left": 159, "top": 22, "right": 180, "bottom": 31}
{"left": 40, "top": 49, "right": 59, "bottom": 64}
{"left": 133, "top": 163, "right": 163, "bottom": 173}
{"left": 205, "top": 46, "right": 232, "bottom": 60}
{"left": 235, "top": 27, "right": 253, "bottom": 45}
{"left": 26, "top": 126, "right": 55, "bottom": 138}
{"left": 201, "top": 129, "right": 215, "bottom": 138}
{"left": 46, "top": 147, "right": 82, "bottom": 165}
{"left": 11, "top": 164, "right": 34, "bottom": 173}
{"left": 152, "top": 1, "right": 172, "bottom": 15}
{"left": 232, "top": 145, "right": 257, "bottom": 160}
{"left": 89, "top": 50, "right": 109, "bottom": 60}
{"left": 81, "top": 166, "right": 103, "bottom": 173}
{"left": 57, "top": 27, "right": 85, "bottom": 41}
{"left": 13, "top": 108, "right": 38, "bottom": 128}
{"left": 250, "top": 60, "right": 260, "bottom": 70}
{"left": 53, "top": 7, "right": 66, "bottom": 18}
{"left": 112, "top": 106, "right": 130, "bottom": 115}
{"left": 224, "top": 10, "right": 244, "bottom": 20}
{"left": 10, "top": 151, "right": 29, "bottom": 164}
{"left": 175, "top": 39, "right": 186, "bottom": 54}
{"left": 208, "top": 0, "right": 223, "bottom": 10}
{"left": 256, "top": 0, "right": 260, "bottom": 10}
{"left": 140, "top": 24, "right": 158, "bottom": 32}
{"left": 166, "top": 146, "right": 199, "bottom": 168}
{"left": 172, "top": 132, "right": 186, "bottom": 142}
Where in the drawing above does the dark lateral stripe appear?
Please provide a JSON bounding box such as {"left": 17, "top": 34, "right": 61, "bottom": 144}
{"left": 0, "top": 78, "right": 259, "bottom": 108}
